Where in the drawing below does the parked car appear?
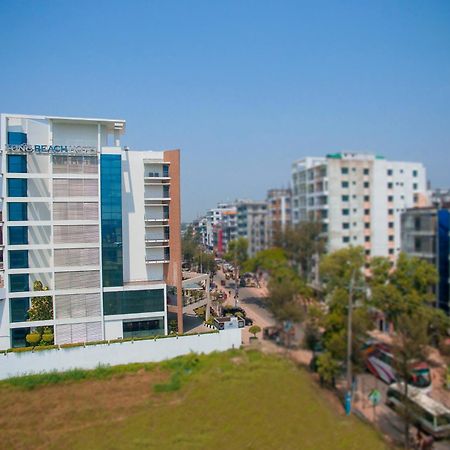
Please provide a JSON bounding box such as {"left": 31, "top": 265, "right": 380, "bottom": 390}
{"left": 244, "top": 317, "right": 253, "bottom": 326}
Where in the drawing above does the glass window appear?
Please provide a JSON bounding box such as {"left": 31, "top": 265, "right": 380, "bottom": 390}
{"left": 103, "top": 289, "right": 165, "bottom": 315}
{"left": 363, "top": 168, "right": 369, "bottom": 175}
{"left": 342, "top": 236, "right": 350, "bottom": 243}
{"left": 364, "top": 182, "right": 370, "bottom": 188}
{"left": 100, "top": 155, "right": 123, "bottom": 287}
{"left": 364, "top": 209, "right": 370, "bottom": 215}
{"left": 388, "top": 249, "right": 394, "bottom": 255}
{"left": 163, "top": 165, "right": 169, "bottom": 177}
{"left": 123, "top": 319, "right": 164, "bottom": 338}
{"left": 342, "top": 195, "right": 349, "bottom": 202}
{"left": 9, "top": 250, "right": 28, "bottom": 269}
{"left": 341, "top": 167, "right": 349, "bottom": 175}
{"left": 341, "top": 181, "right": 349, "bottom": 188}
{"left": 387, "top": 169, "right": 393, "bottom": 176}
{"left": 9, "top": 274, "right": 29, "bottom": 293}
{"left": 365, "top": 236, "right": 370, "bottom": 242}
{"left": 10, "top": 298, "right": 29, "bottom": 322}
{"left": 389, "top": 236, "right": 395, "bottom": 242}
{"left": 342, "top": 209, "right": 350, "bottom": 216}
{"left": 342, "top": 223, "right": 350, "bottom": 229}
{"left": 388, "top": 209, "right": 394, "bottom": 215}
{"left": 7, "top": 155, "right": 27, "bottom": 173}
{"left": 8, "top": 132, "right": 27, "bottom": 145}
{"left": 413, "top": 183, "right": 418, "bottom": 190}
{"left": 8, "top": 202, "right": 27, "bottom": 221}
{"left": 388, "top": 222, "right": 394, "bottom": 228}
{"left": 11, "top": 327, "right": 30, "bottom": 348}
{"left": 365, "top": 223, "right": 370, "bottom": 229}
{"left": 7, "top": 178, "right": 27, "bottom": 197}
{"left": 388, "top": 195, "right": 394, "bottom": 202}
{"left": 387, "top": 182, "right": 393, "bottom": 189}
{"left": 413, "top": 170, "right": 418, "bottom": 177}
{"left": 8, "top": 226, "right": 28, "bottom": 245}
{"left": 364, "top": 195, "right": 370, "bottom": 201}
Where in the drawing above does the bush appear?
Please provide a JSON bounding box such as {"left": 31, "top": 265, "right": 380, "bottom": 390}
{"left": 41, "top": 332, "right": 54, "bottom": 345}
{"left": 249, "top": 325, "right": 261, "bottom": 338}
{"left": 25, "top": 332, "right": 41, "bottom": 346}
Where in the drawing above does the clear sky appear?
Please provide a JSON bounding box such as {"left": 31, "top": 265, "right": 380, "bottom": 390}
{"left": 1, "top": 1, "right": 449, "bottom": 221}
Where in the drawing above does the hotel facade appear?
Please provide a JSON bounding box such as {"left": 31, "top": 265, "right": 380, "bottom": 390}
{"left": 0, "top": 113, "right": 183, "bottom": 350}
{"left": 291, "top": 153, "right": 428, "bottom": 260}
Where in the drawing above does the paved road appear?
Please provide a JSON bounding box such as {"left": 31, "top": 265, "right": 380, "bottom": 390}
{"left": 213, "top": 270, "right": 275, "bottom": 343}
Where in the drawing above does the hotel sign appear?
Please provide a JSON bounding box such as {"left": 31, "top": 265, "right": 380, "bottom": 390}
{"left": 5, "top": 144, "right": 97, "bottom": 155}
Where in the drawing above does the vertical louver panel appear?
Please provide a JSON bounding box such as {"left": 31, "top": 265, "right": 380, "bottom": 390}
{"left": 55, "top": 295, "right": 71, "bottom": 319}
{"left": 54, "top": 248, "right": 100, "bottom": 266}
{"left": 71, "top": 323, "right": 86, "bottom": 343}
{"left": 53, "top": 156, "right": 99, "bottom": 174}
{"left": 55, "top": 293, "right": 101, "bottom": 318}
{"left": 84, "top": 179, "right": 98, "bottom": 196}
{"left": 86, "top": 293, "right": 102, "bottom": 316}
{"left": 55, "top": 270, "right": 100, "bottom": 290}
{"left": 86, "top": 322, "right": 102, "bottom": 341}
{"left": 53, "top": 179, "right": 99, "bottom": 198}
{"left": 53, "top": 203, "right": 99, "bottom": 221}
{"left": 54, "top": 225, "right": 99, "bottom": 243}
{"left": 55, "top": 324, "right": 72, "bottom": 345}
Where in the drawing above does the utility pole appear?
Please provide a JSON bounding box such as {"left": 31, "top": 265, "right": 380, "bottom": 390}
{"left": 234, "top": 241, "right": 238, "bottom": 307}
{"left": 345, "top": 269, "right": 355, "bottom": 416}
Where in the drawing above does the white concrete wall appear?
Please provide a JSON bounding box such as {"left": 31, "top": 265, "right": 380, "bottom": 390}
{"left": 0, "top": 329, "right": 242, "bottom": 380}
{"left": 52, "top": 123, "right": 98, "bottom": 147}
{"left": 122, "top": 151, "right": 164, "bottom": 283}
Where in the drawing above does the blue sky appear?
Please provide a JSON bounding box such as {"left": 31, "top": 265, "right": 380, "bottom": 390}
{"left": 1, "top": 0, "right": 449, "bottom": 221}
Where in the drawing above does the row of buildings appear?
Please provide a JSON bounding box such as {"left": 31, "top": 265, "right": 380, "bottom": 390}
{"left": 194, "top": 152, "right": 450, "bottom": 314}
{"left": 0, "top": 113, "right": 184, "bottom": 350}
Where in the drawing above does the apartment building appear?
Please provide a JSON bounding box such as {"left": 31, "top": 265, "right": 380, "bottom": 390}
{"left": 237, "top": 200, "right": 268, "bottom": 257}
{"left": 401, "top": 207, "right": 450, "bottom": 314}
{"left": 291, "top": 153, "right": 428, "bottom": 259}
{"left": 0, "top": 113, "right": 183, "bottom": 350}
{"left": 266, "top": 188, "right": 291, "bottom": 246}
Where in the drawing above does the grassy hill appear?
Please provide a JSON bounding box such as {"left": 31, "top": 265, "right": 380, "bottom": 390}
{"left": 0, "top": 349, "right": 389, "bottom": 450}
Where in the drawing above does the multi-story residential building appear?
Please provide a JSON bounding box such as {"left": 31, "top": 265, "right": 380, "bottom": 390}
{"left": 431, "top": 188, "right": 450, "bottom": 209}
{"left": 0, "top": 113, "right": 183, "bottom": 350}
{"left": 266, "top": 188, "right": 291, "bottom": 246}
{"left": 203, "top": 203, "right": 237, "bottom": 254}
{"left": 237, "top": 200, "right": 268, "bottom": 257}
{"left": 291, "top": 153, "right": 428, "bottom": 260}
{"left": 401, "top": 207, "right": 450, "bottom": 314}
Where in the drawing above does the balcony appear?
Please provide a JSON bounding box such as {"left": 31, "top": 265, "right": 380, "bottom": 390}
{"left": 145, "top": 258, "right": 170, "bottom": 264}
{"left": 145, "top": 238, "right": 170, "bottom": 248}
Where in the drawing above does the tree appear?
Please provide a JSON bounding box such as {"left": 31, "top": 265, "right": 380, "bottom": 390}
{"left": 391, "top": 313, "right": 429, "bottom": 449}
{"left": 243, "top": 247, "right": 288, "bottom": 274}
{"left": 316, "top": 352, "right": 340, "bottom": 388}
{"left": 265, "top": 266, "right": 308, "bottom": 324}
{"left": 319, "top": 247, "right": 370, "bottom": 372}
{"left": 182, "top": 225, "right": 200, "bottom": 265}
{"left": 369, "top": 253, "right": 438, "bottom": 327}
{"left": 274, "top": 222, "right": 325, "bottom": 280}
{"left": 224, "top": 238, "right": 248, "bottom": 267}
{"left": 28, "top": 280, "right": 53, "bottom": 322}
{"left": 249, "top": 325, "right": 261, "bottom": 339}
{"left": 194, "top": 251, "right": 217, "bottom": 274}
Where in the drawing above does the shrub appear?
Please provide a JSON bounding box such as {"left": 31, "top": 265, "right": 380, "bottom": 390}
{"left": 25, "top": 332, "right": 41, "bottom": 346}
{"left": 41, "top": 330, "right": 54, "bottom": 345}
{"left": 249, "top": 325, "right": 261, "bottom": 338}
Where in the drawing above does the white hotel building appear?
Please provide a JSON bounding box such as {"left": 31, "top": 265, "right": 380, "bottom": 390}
{"left": 0, "top": 113, "right": 183, "bottom": 350}
{"left": 291, "top": 153, "right": 428, "bottom": 260}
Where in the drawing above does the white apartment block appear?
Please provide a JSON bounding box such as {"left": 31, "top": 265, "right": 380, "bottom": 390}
{"left": 291, "top": 153, "right": 428, "bottom": 259}
{"left": 0, "top": 113, "right": 183, "bottom": 350}
{"left": 237, "top": 200, "right": 268, "bottom": 257}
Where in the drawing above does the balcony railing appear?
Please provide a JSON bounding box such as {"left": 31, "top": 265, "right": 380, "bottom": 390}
{"left": 145, "top": 258, "right": 170, "bottom": 264}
